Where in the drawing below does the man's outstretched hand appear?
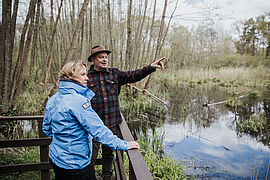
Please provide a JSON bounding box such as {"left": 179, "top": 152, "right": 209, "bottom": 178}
{"left": 151, "top": 57, "right": 165, "bottom": 70}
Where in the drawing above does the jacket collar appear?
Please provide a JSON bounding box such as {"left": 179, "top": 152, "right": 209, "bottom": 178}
{"left": 58, "top": 79, "right": 95, "bottom": 99}
{"left": 89, "top": 65, "right": 109, "bottom": 74}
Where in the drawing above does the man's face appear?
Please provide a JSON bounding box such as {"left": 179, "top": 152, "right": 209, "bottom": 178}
{"left": 92, "top": 52, "right": 109, "bottom": 71}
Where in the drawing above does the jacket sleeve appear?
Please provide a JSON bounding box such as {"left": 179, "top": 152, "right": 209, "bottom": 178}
{"left": 117, "top": 64, "right": 156, "bottom": 85}
{"left": 73, "top": 101, "right": 128, "bottom": 151}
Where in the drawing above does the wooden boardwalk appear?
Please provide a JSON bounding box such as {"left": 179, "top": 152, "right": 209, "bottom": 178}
{"left": 0, "top": 114, "right": 153, "bottom": 180}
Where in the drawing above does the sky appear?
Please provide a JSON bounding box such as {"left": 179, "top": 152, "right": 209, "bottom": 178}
{"left": 1, "top": 0, "right": 269, "bottom": 34}
{"left": 159, "top": 0, "right": 270, "bottom": 31}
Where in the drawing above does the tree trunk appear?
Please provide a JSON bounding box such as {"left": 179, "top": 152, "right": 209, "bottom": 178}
{"left": 30, "top": 0, "right": 41, "bottom": 77}
{"left": 1, "top": 0, "right": 11, "bottom": 108}
{"left": 144, "top": 0, "right": 167, "bottom": 89}
{"left": 161, "top": 0, "right": 178, "bottom": 49}
{"left": 13, "top": 0, "right": 37, "bottom": 105}
{"left": 107, "top": 0, "right": 114, "bottom": 67}
{"left": 10, "top": 0, "right": 33, "bottom": 103}
{"left": 1, "top": 0, "right": 19, "bottom": 111}
{"left": 89, "top": 0, "right": 93, "bottom": 49}
{"left": 64, "top": 0, "right": 90, "bottom": 62}
{"left": 266, "top": 44, "right": 270, "bottom": 57}
{"left": 135, "top": 0, "right": 148, "bottom": 68}
{"left": 125, "top": 0, "right": 133, "bottom": 69}
{"left": 145, "top": 0, "right": 156, "bottom": 62}
{"left": 44, "top": 0, "right": 63, "bottom": 90}
{"left": 0, "top": 22, "right": 3, "bottom": 101}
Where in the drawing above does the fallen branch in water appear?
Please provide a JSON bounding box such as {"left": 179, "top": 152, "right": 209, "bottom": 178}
{"left": 203, "top": 94, "right": 247, "bottom": 107}
{"left": 126, "top": 84, "right": 167, "bottom": 104}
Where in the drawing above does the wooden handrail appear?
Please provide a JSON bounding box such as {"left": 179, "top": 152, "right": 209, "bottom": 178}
{"left": 0, "top": 162, "right": 51, "bottom": 174}
{"left": 0, "top": 137, "right": 51, "bottom": 148}
{"left": 119, "top": 114, "right": 153, "bottom": 180}
{"left": 0, "top": 115, "right": 153, "bottom": 180}
{"left": 0, "top": 115, "right": 44, "bottom": 121}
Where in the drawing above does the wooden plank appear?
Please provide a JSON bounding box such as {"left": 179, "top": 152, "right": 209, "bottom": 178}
{"left": 0, "top": 115, "right": 44, "bottom": 121}
{"left": 113, "top": 157, "right": 121, "bottom": 180}
{"left": 119, "top": 114, "right": 153, "bottom": 180}
{"left": 116, "top": 150, "right": 127, "bottom": 180}
{"left": 0, "top": 162, "right": 52, "bottom": 174}
{"left": 0, "top": 138, "right": 51, "bottom": 148}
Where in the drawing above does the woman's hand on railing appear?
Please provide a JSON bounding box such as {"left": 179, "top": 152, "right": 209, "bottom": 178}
{"left": 127, "top": 141, "right": 140, "bottom": 150}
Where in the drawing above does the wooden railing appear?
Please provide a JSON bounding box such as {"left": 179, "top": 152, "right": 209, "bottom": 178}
{"left": 0, "top": 115, "right": 153, "bottom": 180}
{"left": 0, "top": 116, "right": 51, "bottom": 180}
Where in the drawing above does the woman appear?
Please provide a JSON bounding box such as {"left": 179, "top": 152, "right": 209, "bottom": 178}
{"left": 43, "top": 60, "right": 139, "bottom": 180}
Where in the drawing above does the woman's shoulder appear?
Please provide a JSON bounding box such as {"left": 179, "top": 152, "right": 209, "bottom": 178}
{"left": 65, "top": 93, "right": 88, "bottom": 103}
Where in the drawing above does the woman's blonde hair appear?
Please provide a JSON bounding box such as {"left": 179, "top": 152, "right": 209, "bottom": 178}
{"left": 59, "top": 60, "right": 87, "bottom": 84}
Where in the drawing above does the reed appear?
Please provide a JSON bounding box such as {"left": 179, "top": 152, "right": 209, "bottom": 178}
{"left": 135, "top": 130, "right": 187, "bottom": 179}
{"left": 119, "top": 93, "right": 167, "bottom": 123}
{"left": 157, "top": 66, "right": 270, "bottom": 90}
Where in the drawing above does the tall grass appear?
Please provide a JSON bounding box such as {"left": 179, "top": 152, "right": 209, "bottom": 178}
{"left": 136, "top": 131, "right": 187, "bottom": 179}
{"left": 161, "top": 66, "right": 270, "bottom": 83}
{"left": 156, "top": 66, "right": 270, "bottom": 92}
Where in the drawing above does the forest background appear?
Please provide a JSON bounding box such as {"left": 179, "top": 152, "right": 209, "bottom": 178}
{"left": 1, "top": 0, "right": 270, "bottom": 116}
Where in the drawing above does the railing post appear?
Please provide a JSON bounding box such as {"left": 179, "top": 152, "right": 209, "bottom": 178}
{"left": 38, "top": 119, "right": 50, "bottom": 180}
{"left": 129, "top": 161, "right": 136, "bottom": 180}
{"left": 115, "top": 150, "right": 127, "bottom": 180}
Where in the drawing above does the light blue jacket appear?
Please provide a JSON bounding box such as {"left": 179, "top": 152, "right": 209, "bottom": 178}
{"left": 42, "top": 79, "right": 128, "bottom": 169}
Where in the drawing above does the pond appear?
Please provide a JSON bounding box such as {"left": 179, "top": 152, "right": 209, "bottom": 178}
{"left": 129, "top": 85, "right": 270, "bottom": 179}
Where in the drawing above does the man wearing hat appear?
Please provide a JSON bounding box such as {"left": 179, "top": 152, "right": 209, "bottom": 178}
{"left": 87, "top": 45, "right": 165, "bottom": 179}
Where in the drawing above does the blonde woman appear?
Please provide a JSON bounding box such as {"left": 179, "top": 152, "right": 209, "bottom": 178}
{"left": 43, "top": 60, "right": 139, "bottom": 180}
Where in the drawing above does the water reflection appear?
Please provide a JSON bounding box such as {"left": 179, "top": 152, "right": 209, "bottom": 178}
{"left": 129, "top": 86, "right": 270, "bottom": 179}
{"left": 160, "top": 117, "right": 270, "bottom": 179}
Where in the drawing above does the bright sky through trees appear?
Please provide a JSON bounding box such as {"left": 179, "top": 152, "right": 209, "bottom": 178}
{"left": 160, "top": 0, "right": 270, "bottom": 31}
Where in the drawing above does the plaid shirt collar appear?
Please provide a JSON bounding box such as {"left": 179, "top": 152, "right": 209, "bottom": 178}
{"left": 89, "top": 65, "right": 110, "bottom": 74}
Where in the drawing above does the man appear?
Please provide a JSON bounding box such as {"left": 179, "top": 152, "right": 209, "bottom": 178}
{"left": 87, "top": 45, "right": 165, "bottom": 179}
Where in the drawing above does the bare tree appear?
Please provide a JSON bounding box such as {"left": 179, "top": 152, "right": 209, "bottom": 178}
{"left": 30, "top": 0, "right": 41, "bottom": 77}
{"left": 13, "top": 0, "right": 37, "bottom": 105}
{"left": 125, "top": 0, "right": 133, "bottom": 69}
{"left": 9, "top": 0, "right": 35, "bottom": 104}
{"left": 134, "top": 0, "right": 148, "bottom": 68}
{"left": 64, "top": 0, "right": 90, "bottom": 62}
{"left": 44, "top": 0, "right": 64, "bottom": 90}
{"left": 145, "top": 0, "right": 156, "bottom": 62}
{"left": 144, "top": 0, "right": 168, "bottom": 89}
{"left": 107, "top": 0, "right": 114, "bottom": 66}
{"left": 1, "top": 0, "right": 19, "bottom": 110}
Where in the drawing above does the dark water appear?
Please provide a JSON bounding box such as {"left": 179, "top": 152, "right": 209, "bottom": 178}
{"left": 130, "top": 86, "right": 270, "bottom": 179}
